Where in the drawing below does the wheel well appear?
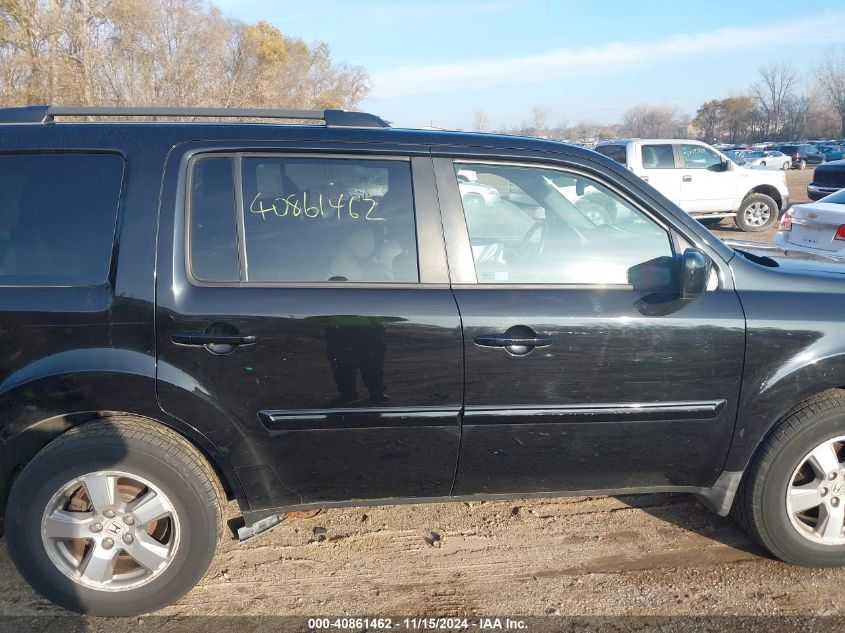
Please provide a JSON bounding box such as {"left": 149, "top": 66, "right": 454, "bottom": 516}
{"left": 2, "top": 412, "right": 236, "bottom": 509}
{"left": 746, "top": 185, "right": 783, "bottom": 209}
{"left": 746, "top": 387, "right": 845, "bottom": 472}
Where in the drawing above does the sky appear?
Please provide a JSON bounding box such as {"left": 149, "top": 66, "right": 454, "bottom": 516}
{"left": 212, "top": 0, "right": 845, "bottom": 130}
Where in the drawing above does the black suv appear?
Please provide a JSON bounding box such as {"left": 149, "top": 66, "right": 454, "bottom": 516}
{"left": 808, "top": 159, "right": 845, "bottom": 200}
{"left": 5, "top": 105, "right": 845, "bottom": 616}
{"left": 773, "top": 143, "right": 826, "bottom": 170}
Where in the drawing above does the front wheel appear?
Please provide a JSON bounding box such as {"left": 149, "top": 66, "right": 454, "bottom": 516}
{"left": 760, "top": 161, "right": 767, "bottom": 167}
{"left": 735, "top": 193, "right": 778, "bottom": 232}
{"left": 5, "top": 417, "right": 225, "bottom": 615}
{"left": 734, "top": 393, "right": 845, "bottom": 567}
{"left": 783, "top": 161, "right": 791, "bottom": 170}
{"left": 799, "top": 159, "right": 807, "bottom": 170}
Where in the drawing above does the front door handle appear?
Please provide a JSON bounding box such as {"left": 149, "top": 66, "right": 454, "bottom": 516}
{"left": 682, "top": 175, "right": 692, "bottom": 182}
{"left": 475, "top": 335, "right": 551, "bottom": 347}
{"left": 172, "top": 333, "right": 257, "bottom": 346}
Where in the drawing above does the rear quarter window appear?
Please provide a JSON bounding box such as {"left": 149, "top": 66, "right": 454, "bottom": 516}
{"left": 0, "top": 153, "right": 124, "bottom": 286}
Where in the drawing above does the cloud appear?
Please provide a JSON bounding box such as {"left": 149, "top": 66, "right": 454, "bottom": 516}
{"left": 370, "top": 12, "right": 845, "bottom": 98}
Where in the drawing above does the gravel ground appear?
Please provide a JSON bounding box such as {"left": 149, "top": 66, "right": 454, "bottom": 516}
{"left": 0, "top": 166, "right": 838, "bottom": 629}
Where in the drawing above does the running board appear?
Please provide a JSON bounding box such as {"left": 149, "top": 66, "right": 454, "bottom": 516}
{"left": 237, "top": 513, "right": 285, "bottom": 541}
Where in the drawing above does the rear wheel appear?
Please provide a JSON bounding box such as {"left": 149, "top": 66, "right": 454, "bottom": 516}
{"left": 799, "top": 159, "right": 807, "bottom": 170}
{"left": 5, "top": 417, "right": 224, "bottom": 615}
{"left": 735, "top": 193, "right": 778, "bottom": 232}
{"left": 734, "top": 393, "right": 845, "bottom": 567}
{"left": 782, "top": 161, "right": 790, "bottom": 170}
{"left": 697, "top": 217, "right": 723, "bottom": 228}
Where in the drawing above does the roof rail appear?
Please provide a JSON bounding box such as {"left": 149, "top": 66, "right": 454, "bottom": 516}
{"left": 0, "top": 105, "right": 390, "bottom": 128}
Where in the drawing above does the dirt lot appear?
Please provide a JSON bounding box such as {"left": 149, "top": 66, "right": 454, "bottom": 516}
{"left": 0, "top": 167, "right": 840, "bottom": 628}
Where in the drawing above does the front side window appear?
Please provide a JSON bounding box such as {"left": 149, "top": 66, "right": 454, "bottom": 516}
{"left": 641, "top": 144, "right": 675, "bottom": 169}
{"left": 680, "top": 144, "right": 723, "bottom": 170}
{"left": 0, "top": 153, "right": 123, "bottom": 286}
{"left": 188, "top": 155, "right": 419, "bottom": 284}
{"left": 454, "top": 163, "right": 673, "bottom": 285}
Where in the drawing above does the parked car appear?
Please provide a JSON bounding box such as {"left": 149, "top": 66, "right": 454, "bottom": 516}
{"left": 457, "top": 172, "right": 501, "bottom": 210}
{"left": 774, "top": 188, "right": 845, "bottom": 254}
{"left": 808, "top": 159, "right": 845, "bottom": 200}
{"left": 6, "top": 105, "right": 845, "bottom": 616}
{"left": 594, "top": 139, "right": 789, "bottom": 231}
{"left": 772, "top": 144, "right": 826, "bottom": 170}
{"left": 821, "top": 145, "right": 845, "bottom": 162}
{"left": 743, "top": 150, "right": 791, "bottom": 170}
{"left": 723, "top": 149, "right": 748, "bottom": 166}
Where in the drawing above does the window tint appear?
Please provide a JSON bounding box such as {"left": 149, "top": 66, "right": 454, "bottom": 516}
{"left": 189, "top": 158, "right": 240, "bottom": 282}
{"left": 595, "top": 144, "right": 627, "bottom": 165}
{"left": 455, "top": 163, "right": 673, "bottom": 285}
{"left": 641, "top": 144, "right": 675, "bottom": 169}
{"left": 241, "top": 157, "right": 418, "bottom": 283}
{"left": 680, "top": 144, "right": 723, "bottom": 170}
{"left": 0, "top": 153, "right": 123, "bottom": 286}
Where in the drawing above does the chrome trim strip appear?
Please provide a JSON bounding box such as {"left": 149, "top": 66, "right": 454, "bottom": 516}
{"left": 463, "top": 400, "right": 727, "bottom": 425}
{"left": 259, "top": 406, "right": 461, "bottom": 431}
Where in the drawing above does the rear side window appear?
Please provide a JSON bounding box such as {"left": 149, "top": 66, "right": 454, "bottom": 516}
{"left": 640, "top": 144, "right": 675, "bottom": 169}
{"left": 595, "top": 145, "right": 627, "bottom": 165}
{"left": 0, "top": 153, "right": 123, "bottom": 286}
{"left": 188, "top": 155, "right": 419, "bottom": 284}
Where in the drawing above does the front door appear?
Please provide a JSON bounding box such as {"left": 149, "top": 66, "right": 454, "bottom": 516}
{"left": 433, "top": 156, "right": 745, "bottom": 496}
{"left": 676, "top": 143, "right": 736, "bottom": 213}
{"left": 156, "top": 148, "right": 463, "bottom": 507}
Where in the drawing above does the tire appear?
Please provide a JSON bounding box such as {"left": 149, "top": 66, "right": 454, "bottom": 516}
{"left": 733, "top": 392, "right": 845, "bottom": 567}
{"left": 760, "top": 161, "right": 767, "bottom": 167}
{"left": 783, "top": 161, "right": 790, "bottom": 170}
{"left": 698, "top": 218, "right": 723, "bottom": 227}
{"left": 799, "top": 159, "right": 807, "bottom": 170}
{"left": 734, "top": 193, "right": 778, "bottom": 232}
{"left": 5, "top": 416, "right": 225, "bottom": 616}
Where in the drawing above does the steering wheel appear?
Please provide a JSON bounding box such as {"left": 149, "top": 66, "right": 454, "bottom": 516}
{"left": 509, "top": 220, "right": 547, "bottom": 262}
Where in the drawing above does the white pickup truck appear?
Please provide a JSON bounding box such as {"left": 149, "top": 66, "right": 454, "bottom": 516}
{"left": 595, "top": 139, "right": 790, "bottom": 232}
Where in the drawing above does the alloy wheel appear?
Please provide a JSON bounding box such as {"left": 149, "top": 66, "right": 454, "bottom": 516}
{"left": 40, "top": 470, "right": 180, "bottom": 591}
{"left": 786, "top": 436, "right": 845, "bottom": 545}
{"left": 743, "top": 201, "right": 771, "bottom": 227}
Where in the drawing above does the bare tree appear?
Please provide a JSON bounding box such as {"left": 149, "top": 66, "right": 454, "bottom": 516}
{"left": 621, "top": 104, "right": 683, "bottom": 138}
{"left": 752, "top": 62, "right": 798, "bottom": 139}
{"left": 472, "top": 109, "right": 489, "bottom": 132}
{"left": 816, "top": 50, "right": 845, "bottom": 138}
{"left": 530, "top": 106, "right": 550, "bottom": 137}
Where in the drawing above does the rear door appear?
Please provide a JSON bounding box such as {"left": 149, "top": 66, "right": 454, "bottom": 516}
{"left": 156, "top": 144, "right": 463, "bottom": 507}
{"left": 636, "top": 143, "right": 681, "bottom": 204}
{"left": 433, "top": 154, "right": 746, "bottom": 495}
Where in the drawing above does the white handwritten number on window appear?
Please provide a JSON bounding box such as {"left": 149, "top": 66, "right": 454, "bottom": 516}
{"left": 249, "top": 192, "right": 385, "bottom": 221}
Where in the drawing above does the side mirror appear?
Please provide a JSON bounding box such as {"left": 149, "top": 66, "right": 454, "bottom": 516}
{"left": 680, "top": 248, "right": 711, "bottom": 299}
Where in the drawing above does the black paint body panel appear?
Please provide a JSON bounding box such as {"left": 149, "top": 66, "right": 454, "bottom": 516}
{"left": 2, "top": 121, "right": 845, "bottom": 517}
{"left": 451, "top": 287, "right": 745, "bottom": 494}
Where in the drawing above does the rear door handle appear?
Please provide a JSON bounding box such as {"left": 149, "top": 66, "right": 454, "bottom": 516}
{"left": 475, "top": 335, "right": 551, "bottom": 348}
{"left": 171, "top": 333, "right": 257, "bottom": 346}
